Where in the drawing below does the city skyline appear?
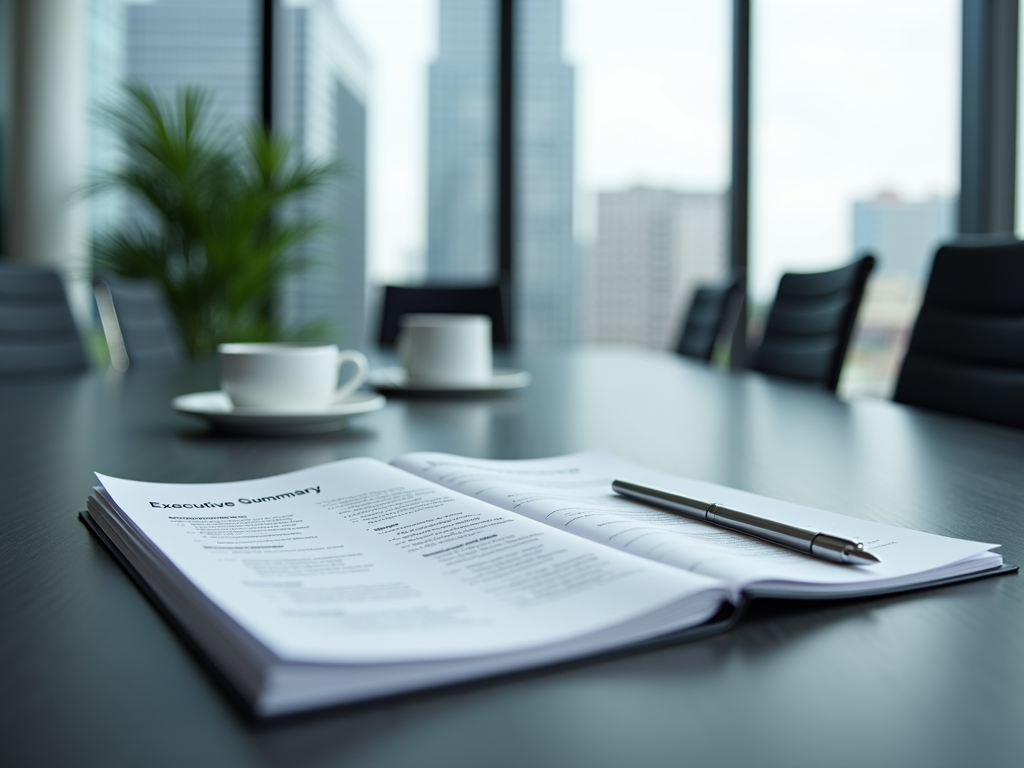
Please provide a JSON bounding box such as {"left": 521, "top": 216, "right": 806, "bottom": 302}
{"left": 343, "top": 0, "right": 957, "bottom": 305}
{"left": 69, "top": 0, "right": 963, "bottom": 361}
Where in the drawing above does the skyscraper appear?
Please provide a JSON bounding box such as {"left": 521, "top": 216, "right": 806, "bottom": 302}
{"left": 126, "top": 0, "right": 259, "bottom": 124}
{"left": 122, "top": 0, "right": 368, "bottom": 346}
{"left": 584, "top": 187, "right": 727, "bottom": 349}
{"left": 427, "top": 0, "right": 576, "bottom": 344}
{"left": 426, "top": 0, "right": 496, "bottom": 284}
{"left": 515, "top": 0, "right": 576, "bottom": 344}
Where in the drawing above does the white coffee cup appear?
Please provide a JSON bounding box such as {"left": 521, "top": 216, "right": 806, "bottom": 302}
{"left": 218, "top": 343, "right": 369, "bottom": 411}
{"left": 397, "top": 314, "right": 493, "bottom": 386}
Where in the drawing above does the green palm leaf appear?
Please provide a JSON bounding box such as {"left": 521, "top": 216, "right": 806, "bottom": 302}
{"left": 89, "top": 84, "right": 341, "bottom": 357}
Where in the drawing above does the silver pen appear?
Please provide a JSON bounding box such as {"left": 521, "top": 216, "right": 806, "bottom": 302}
{"left": 611, "top": 479, "right": 881, "bottom": 565}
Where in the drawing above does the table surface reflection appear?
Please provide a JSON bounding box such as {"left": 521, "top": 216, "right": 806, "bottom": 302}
{"left": 2, "top": 346, "right": 1022, "bottom": 767}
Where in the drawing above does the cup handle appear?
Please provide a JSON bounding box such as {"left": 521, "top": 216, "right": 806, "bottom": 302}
{"left": 335, "top": 350, "right": 369, "bottom": 402}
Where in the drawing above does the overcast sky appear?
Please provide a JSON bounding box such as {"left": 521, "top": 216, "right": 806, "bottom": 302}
{"left": 338, "top": 0, "right": 959, "bottom": 297}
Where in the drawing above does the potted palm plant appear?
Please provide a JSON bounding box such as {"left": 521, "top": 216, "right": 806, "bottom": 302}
{"left": 90, "top": 84, "right": 339, "bottom": 356}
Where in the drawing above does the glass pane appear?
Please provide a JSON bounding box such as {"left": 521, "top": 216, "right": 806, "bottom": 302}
{"left": 556, "top": 0, "right": 731, "bottom": 348}
{"left": 88, "top": 0, "right": 127, "bottom": 244}
{"left": 753, "top": 0, "right": 959, "bottom": 397}
{"left": 275, "top": 1, "right": 369, "bottom": 346}
{"left": 338, "top": 0, "right": 437, "bottom": 292}
{"left": 90, "top": 0, "right": 369, "bottom": 346}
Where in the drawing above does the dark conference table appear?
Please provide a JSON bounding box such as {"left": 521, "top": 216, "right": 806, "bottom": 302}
{"left": 2, "top": 346, "right": 1022, "bottom": 767}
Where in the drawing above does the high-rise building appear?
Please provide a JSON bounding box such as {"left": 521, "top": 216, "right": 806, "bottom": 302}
{"left": 852, "top": 192, "right": 955, "bottom": 282}
{"left": 844, "top": 192, "right": 957, "bottom": 396}
{"left": 122, "top": 0, "right": 368, "bottom": 346}
{"left": 126, "top": 0, "right": 259, "bottom": 124}
{"left": 515, "top": 0, "right": 576, "bottom": 344}
{"left": 426, "top": 0, "right": 496, "bottom": 284}
{"left": 584, "top": 187, "right": 727, "bottom": 349}
{"left": 427, "top": 0, "right": 576, "bottom": 344}
{"left": 276, "top": 1, "right": 369, "bottom": 348}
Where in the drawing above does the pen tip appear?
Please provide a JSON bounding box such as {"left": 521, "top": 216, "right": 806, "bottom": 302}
{"left": 849, "top": 549, "right": 881, "bottom": 565}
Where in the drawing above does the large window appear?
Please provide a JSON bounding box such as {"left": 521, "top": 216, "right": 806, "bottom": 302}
{"left": 350, "top": 0, "right": 731, "bottom": 348}
{"left": 87, "top": 0, "right": 368, "bottom": 344}
{"left": 338, "top": 0, "right": 438, "bottom": 289}
{"left": 515, "top": 0, "right": 731, "bottom": 347}
{"left": 752, "top": 0, "right": 960, "bottom": 397}
{"left": 37, "top": 0, "right": 1007, "bottom": 379}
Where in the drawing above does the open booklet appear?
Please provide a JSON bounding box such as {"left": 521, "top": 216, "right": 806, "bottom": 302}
{"left": 83, "top": 451, "right": 1010, "bottom": 717}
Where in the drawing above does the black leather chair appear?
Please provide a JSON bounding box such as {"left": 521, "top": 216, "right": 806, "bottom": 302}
{"left": 675, "top": 276, "right": 743, "bottom": 361}
{"left": 751, "top": 255, "right": 876, "bottom": 391}
{"left": 93, "top": 274, "right": 185, "bottom": 370}
{"left": 378, "top": 284, "right": 511, "bottom": 348}
{"left": 0, "top": 261, "right": 90, "bottom": 375}
{"left": 893, "top": 241, "right": 1024, "bottom": 428}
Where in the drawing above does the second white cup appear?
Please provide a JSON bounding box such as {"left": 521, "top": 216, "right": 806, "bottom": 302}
{"left": 218, "top": 343, "right": 369, "bottom": 411}
{"left": 397, "top": 314, "right": 493, "bottom": 386}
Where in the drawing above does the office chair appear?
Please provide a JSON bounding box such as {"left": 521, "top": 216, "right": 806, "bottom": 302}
{"left": 675, "top": 276, "right": 743, "bottom": 361}
{"left": 893, "top": 241, "right": 1024, "bottom": 429}
{"left": 751, "top": 254, "right": 876, "bottom": 391}
{"left": 93, "top": 274, "right": 185, "bottom": 370}
{"left": 0, "top": 261, "right": 90, "bottom": 375}
{"left": 378, "top": 284, "right": 511, "bottom": 348}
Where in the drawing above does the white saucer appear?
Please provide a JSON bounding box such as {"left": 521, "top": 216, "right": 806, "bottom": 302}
{"left": 172, "top": 391, "right": 386, "bottom": 435}
{"left": 368, "top": 367, "right": 531, "bottom": 394}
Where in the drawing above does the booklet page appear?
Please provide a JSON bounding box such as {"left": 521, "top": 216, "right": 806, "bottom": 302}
{"left": 95, "top": 458, "right": 726, "bottom": 664}
{"left": 391, "top": 452, "right": 1002, "bottom": 597}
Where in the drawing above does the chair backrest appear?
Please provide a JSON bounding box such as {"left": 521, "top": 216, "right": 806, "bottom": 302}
{"left": 0, "top": 261, "right": 90, "bottom": 375}
{"left": 893, "top": 241, "right": 1024, "bottom": 428}
{"left": 93, "top": 274, "right": 185, "bottom": 370}
{"left": 378, "top": 284, "right": 511, "bottom": 348}
{"left": 675, "top": 276, "right": 743, "bottom": 361}
{"left": 752, "top": 255, "right": 876, "bottom": 391}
